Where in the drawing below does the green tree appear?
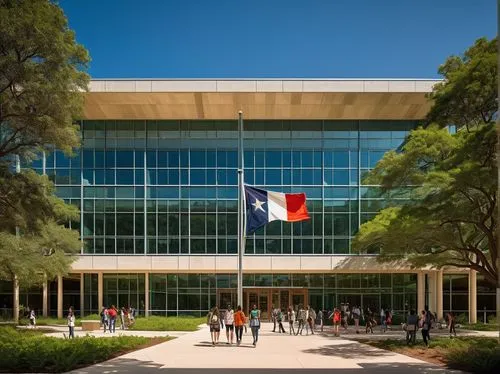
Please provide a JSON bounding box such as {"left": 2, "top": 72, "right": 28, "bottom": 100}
{"left": 352, "top": 37, "right": 498, "bottom": 320}
{"left": 0, "top": 0, "right": 89, "bottom": 321}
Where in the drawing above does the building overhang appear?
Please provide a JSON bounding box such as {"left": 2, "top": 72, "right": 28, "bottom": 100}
{"left": 83, "top": 79, "right": 439, "bottom": 120}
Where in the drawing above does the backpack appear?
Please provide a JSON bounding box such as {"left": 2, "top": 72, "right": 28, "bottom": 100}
{"left": 333, "top": 311, "right": 341, "bottom": 322}
{"left": 211, "top": 313, "right": 218, "bottom": 324}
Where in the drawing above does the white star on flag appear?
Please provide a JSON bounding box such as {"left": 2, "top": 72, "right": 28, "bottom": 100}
{"left": 252, "top": 199, "right": 266, "bottom": 213}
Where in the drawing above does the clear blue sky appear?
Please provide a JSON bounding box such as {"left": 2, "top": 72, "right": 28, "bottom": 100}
{"left": 60, "top": 0, "right": 496, "bottom": 79}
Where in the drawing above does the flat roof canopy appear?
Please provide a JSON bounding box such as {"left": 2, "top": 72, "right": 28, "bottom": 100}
{"left": 83, "top": 79, "right": 438, "bottom": 120}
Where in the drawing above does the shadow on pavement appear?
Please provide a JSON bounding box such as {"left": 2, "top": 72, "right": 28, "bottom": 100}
{"left": 71, "top": 360, "right": 462, "bottom": 373}
{"left": 302, "top": 343, "right": 395, "bottom": 359}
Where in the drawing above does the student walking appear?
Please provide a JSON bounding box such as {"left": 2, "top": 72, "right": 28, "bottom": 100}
{"left": 207, "top": 306, "right": 221, "bottom": 346}
{"left": 295, "top": 305, "right": 306, "bottom": 335}
{"left": 307, "top": 306, "right": 316, "bottom": 335}
{"left": 316, "top": 309, "right": 324, "bottom": 332}
{"left": 234, "top": 305, "right": 246, "bottom": 346}
{"left": 380, "top": 307, "right": 387, "bottom": 332}
{"left": 120, "top": 307, "right": 125, "bottom": 330}
{"left": 224, "top": 305, "right": 235, "bottom": 344}
{"left": 351, "top": 305, "right": 360, "bottom": 334}
{"left": 271, "top": 305, "right": 279, "bottom": 332}
{"left": 288, "top": 306, "right": 296, "bottom": 335}
{"left": 67, "top": 310, "right": 75, "bottom": 339}
{"left": 108, "top": 305, "right": 117, "bottom": 333}
{"left": 29, "top": 309, "right": 36, "bottom": 329}
{"left": 331, "top": 308, "right": 341, "bottom": 336}
{"left": 447, "top": 311, "right": 456, "bottom": 337}
{"left": 365, "top": 308, "right": 375, "bottom": 334}
{"left": 276, "top": 308, "right": 286, "bottom": 333}
{"left": 100, "top": 307, "right": 108, "bottom": 332}
{"left": 249, "top": 304, "right": 261, "bottom": 347}
{"left": 420, "top": 310, "right": 430, "bottom": 347}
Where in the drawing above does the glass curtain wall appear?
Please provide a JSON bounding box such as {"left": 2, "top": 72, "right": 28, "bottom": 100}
{"left": 149, "top": 273, "right": 417, "bottom": 316}
{"left": 41, "top": 119, "right": 415, "bottom": 255}
{"left": 443, "top": 274, "right": 469, "bottom": 318}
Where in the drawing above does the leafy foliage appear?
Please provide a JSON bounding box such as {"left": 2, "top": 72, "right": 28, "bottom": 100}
{"left": 0, "top": 0, "right": 89, "bottom": 289}
{"left": 0, "top": 326, "right": 167, "bottom": 373}
{"left": 352, "top": 37, "right": 498, "bottom": 288}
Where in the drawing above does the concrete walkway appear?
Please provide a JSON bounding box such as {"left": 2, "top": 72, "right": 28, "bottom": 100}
{"left": 70, "top": 323, "right": 463, "bottom": 373}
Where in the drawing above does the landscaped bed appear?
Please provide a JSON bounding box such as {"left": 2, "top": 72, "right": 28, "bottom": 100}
{"left": 358, "top": 337, "right": 500, "bottom": 374}
{"left": 129, "top": 316, "right": 205, "bottom": 331}
{"left": 16, "top": 315, "right": 204, "bottom": 331}
{"left": 0, "top": 326, "right": 171, "bottom": 373}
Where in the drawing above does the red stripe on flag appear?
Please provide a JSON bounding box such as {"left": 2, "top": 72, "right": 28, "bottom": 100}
{"left": 285, "top": 193, "right": 310, "bottom": 222}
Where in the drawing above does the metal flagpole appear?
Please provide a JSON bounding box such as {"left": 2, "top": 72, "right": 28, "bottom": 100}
{"left": 237, "top": 111, "right": 245, "bottom": 309}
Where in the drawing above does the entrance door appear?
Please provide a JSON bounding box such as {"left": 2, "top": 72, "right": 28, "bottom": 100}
{"left": 290, "top": 289, "right": 308, "bottom": 311}
{"left": 243, "top": 289, "right": 270, "bottom": 319}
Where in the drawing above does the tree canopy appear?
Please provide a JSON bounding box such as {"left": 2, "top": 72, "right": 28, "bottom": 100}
{"left": 352, "top": 37, "right": 498, "bottom": 288}
{"left": 0, "top": 0, "right": 89, "bottom": 289}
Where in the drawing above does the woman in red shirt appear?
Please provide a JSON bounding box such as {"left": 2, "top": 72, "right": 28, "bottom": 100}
{"left": 233, "top": 305, "right": 246, "bottom": 346}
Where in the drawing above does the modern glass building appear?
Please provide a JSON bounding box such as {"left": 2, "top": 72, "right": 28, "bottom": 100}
{"left": 1, "top": 79, "right": 495, "bottom": 322}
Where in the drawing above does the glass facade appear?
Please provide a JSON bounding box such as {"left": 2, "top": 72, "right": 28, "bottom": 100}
{"left": 443, "top": 274, "right": 469, "bottom": 318}
{"left": 148, "top": 273, "right": 417, "bottom": 317}
{"left": 25, "top": 119, "right": 417, "bottom": 255}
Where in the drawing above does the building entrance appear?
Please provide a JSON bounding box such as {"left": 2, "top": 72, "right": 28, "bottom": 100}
{"left": 216, "top": 288, "right": 308, "bottom": 320}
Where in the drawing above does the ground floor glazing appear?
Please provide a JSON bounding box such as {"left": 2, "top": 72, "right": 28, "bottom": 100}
{"left": 0, "top": 271, "right": 495, "bottom": 323}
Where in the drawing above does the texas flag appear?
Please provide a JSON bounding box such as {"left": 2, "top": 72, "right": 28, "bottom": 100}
{"left": 245, "top": 186, "right": 310, "bottom": 235}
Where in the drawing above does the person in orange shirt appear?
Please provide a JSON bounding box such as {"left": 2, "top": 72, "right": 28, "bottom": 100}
{"left": 234, "top": 305, "right": 246, "bottom": 346}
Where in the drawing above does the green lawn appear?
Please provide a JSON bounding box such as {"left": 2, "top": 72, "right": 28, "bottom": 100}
{"left": 361, "top": 337, "right": 500, "bottom": 374}
{"left": 460, "top": 323, "right": 499, "bottom": 331}
{"left": 0, "top": 326, "right": 170, "bottom": 373}
{"left": 129, "top": 316, "right": 205, "bottom": 331}
{"left": 18, "top": 314, "right": 101, "bottom": 327}
{"left": 15, "top": 315, "right": 204, "bottom": 331}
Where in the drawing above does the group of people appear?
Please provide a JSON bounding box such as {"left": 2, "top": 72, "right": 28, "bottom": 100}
{"left": 403, "top": 306, "right": 456, "bottom": 346}
{"left": 207, "top": 304, "right": 260, "bottom": 347}
{"left": 100, "top": 305, "right": 136, "bottom": 333}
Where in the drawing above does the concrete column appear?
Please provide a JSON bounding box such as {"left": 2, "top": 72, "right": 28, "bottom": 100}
{"left": 80, "top": 273, "right": 85, "bottom": 318}
{"left": 57, "top": 275, "right": 63, "bottom": 319}
{"left": 436, "top": 270, "right": 443, "bottom": 320}
{"left": 13, "top": 275, "right": 19, "bottom": 323}
{"left": 144, "top": 272, "right": 149, "bottom": 317}
{"left": 42, "top": 275, "right": 48, "bottom": 317}
{"left": 469, "top": 270, "right": 477, "bottom": 324}
{"left": 428, "top": 271, "right": 437, "bottom": 314}
{"left": 98, "top": 272, "right": 103, "bottom": 310}
{"left": 417, "top": 272, "right": 425, "bottom": 313}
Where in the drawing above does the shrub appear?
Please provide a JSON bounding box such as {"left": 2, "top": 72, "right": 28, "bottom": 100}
{"left": 130, "top": 316, "right": 205, "bottom": 331}
{"left": 446, "top": 345, "right": 500, "bottom": 374}
{"left": 0, "top": 326, "right": 164, "bottom": 373}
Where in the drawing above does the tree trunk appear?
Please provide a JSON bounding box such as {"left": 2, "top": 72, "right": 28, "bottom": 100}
{"left": 13, "top": 274, "right": 19, "bottom": 324}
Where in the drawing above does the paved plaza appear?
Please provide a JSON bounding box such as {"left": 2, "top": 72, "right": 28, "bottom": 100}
{"left": 69, "top": 323, "right": 464, "bottom": 373}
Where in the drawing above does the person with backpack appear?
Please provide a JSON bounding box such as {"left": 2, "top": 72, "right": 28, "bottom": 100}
{"left": 316, "top": 309, "right": 324, "bottom": 332}
{"left": 249, "top": 304, "right": 261, "bottom": 347}
{"left": 67, "top": 308, "right": 75, "bottom": 339}
{"left": 207, "top": 306, "right": 221, "bottom": 345}
{"left": 307, "top": 306, "right": 316, "bottom": 335}
{"left": 100, "top": 306, "right": 108, "bottom": 332}
{"left": 234, "top": 305, "right": 246, "bottom": 346}
{"left": 271, "top": 305, "right": 279, "bottom": 332}
{"left": 287, "top": 306, "right": 296, "bottom": 335}
{"left": 129, "top": 305, "right": 136, "bottom": 327}
{"left": 352, "top": 305, "right": 361, "bottom": 334}
{"left": 120, "top": 307, "right": 126, "bottom": 330}
{"left": 295, "top": 305, "right": 306, "bottom": 335}
{"left": 224, "top": 304, "right": 235, "bottom": 345}
{"left": 28, "top": 308, "right": 36, "bottom": 329}
{"left": 385, "top": 309, "right": 392, "bottom": 331}
{"left": 276, "top": 308, "right": 286, "bottom": 333}
{"left": 420, "top": 309, "right": 430, "bottom": 347}
{"left": 330, "top": 307, "right": 341, "bottom": 336}
{"left": 108, "top": 305, "right": 117, "bottom": 333}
